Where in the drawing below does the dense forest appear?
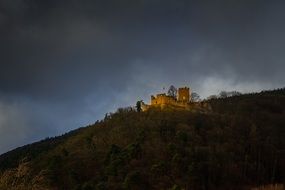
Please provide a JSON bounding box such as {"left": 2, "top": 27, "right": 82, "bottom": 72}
{"left": 0, "top": 88, "right": 285, "bottom": 190}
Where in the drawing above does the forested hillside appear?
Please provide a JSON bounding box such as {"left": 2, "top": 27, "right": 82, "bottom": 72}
{"left": 0, "top": 89, "right": 285, "bottom": 190}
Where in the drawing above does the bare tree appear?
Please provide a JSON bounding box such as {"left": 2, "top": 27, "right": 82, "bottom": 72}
{"left": 167, "top": 85, "right": 177, "bottom": 98}
{"left": 219, "top": 91, "right": 242, "bottom": 98}
{"left": 219, "top": 91, "right": 228, "bottom": 98}
{"left": 191, "top": 92, "right": 200, "bottom": 102}
{"left": 207, "top": 95, "right": 218, "bottom": 100}
{"left": 229, "top": 91, "right": 242, "bottom": 96}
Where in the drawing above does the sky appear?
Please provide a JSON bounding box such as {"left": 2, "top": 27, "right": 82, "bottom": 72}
{"left": 0, "top": 0, "right": 285, "bottom": 153}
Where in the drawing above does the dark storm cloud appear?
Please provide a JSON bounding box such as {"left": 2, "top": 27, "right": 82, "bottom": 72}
{"left": 0, "top": 0, "right": 285, "bottom": 153}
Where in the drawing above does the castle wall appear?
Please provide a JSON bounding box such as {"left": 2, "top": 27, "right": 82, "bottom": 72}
{"left": 150, "top": 93, "right": 191, "bottom": 109}
{"left": 151, "top": 94, "right": 176, "bottom": 107}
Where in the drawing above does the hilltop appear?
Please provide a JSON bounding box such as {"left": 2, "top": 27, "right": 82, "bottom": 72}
{"left": 0, "top": 88, "right": 285, "bottom": 190}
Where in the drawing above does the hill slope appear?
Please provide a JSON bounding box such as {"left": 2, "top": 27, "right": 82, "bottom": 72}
{"left": 0, "top": 89, "right": 285, "bottom": 190}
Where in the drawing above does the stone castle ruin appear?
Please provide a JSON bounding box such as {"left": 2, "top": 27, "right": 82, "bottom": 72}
{"left": 141, "top": 86, "right": 210, "bottom": 112}
{"left": 140, "top": 86, "right": 211, "bottom": 112}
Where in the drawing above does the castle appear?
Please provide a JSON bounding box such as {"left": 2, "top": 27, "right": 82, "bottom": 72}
{"left": 141, "top": 87, "right": 193, "bottom": 111}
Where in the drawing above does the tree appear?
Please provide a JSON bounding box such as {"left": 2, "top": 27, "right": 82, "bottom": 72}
{"left": 219, "top": 91, "right": 242, "bottom": 98}
{"left": 136, "top": 101, "right": 142, "bottom": 112}
{"left": 191, "top": 92, "right": 200, "bottom": 102}
{"left": 168, "top": 85, "right": 177, "bottom": 98}
{"left": 229, "top": 91, "right": 242, "bottom": 97}
{"left": 207, "top": 95, "right": 218, "bottom": 100}
{"left": 219, "top": 91, "right": 228, "bottom": 98}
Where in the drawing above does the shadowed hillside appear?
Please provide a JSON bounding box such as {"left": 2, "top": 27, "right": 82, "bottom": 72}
{"left": 0, "top": 88, "right": 285, "bottom": 190}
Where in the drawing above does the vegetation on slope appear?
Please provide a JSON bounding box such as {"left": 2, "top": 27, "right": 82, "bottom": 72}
{"left": 0, "top": 88, "right": 285, "bottom": 190}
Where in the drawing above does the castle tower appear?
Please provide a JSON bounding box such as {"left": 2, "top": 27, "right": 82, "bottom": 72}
{"left": 178, "top": 87, "right": 190, "bottom": 103}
